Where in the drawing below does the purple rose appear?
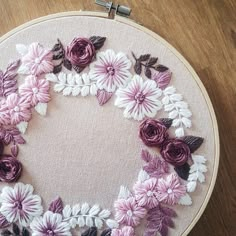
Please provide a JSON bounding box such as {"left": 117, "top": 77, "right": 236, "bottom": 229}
{"left": 66, "top": 37, "right": 95, "bottom": 67}
{"left": 0, "top": 155, "right": 22, "bottom": 182}
{"left": 139, "top": 119, "right": 168, "bottom": 147}
{"left": 161, "top": 139, "right": 190, "bottom": 166}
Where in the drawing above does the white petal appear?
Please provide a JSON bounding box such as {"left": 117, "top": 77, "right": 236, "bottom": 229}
{"left": 178, "top": 194, "right": 192, "bottom": 205}
{"left": 18, "top": 65, "right": 30, "bottom": 74}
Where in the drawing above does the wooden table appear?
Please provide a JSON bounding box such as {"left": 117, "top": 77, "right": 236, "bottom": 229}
{"left": 0, "top": 1, "right": 235, "bottom": 235}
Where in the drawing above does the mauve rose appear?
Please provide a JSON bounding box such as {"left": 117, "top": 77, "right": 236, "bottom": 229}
{"left": 66, "top": 37, "right": 95, "bottom": 67}
{"left": 161, "top": 139, "right": 190, "bottom": 166}
{"left": 0, "top": 155, "right": 22, "bottom": 182}
{"left": 139, "top": 119, "right": 168, "bottom": 147}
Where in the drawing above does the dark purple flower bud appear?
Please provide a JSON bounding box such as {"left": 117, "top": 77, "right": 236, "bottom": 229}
{"left": 0, "top": 155, "right": 22, "bottom": 182}
{"left": 139, "top": 119, "right": 168, "bottom": 147}
{"left": 0, "top": 213, "right": 10, "bottom": 229}
{"left": 161, "top": 139, "right": 191, "bottom": 166}
{"left": 66, "top": 37, "right": 95, "bottom": 67}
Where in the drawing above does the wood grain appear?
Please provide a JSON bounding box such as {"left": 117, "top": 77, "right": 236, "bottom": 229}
{"left": 0, "top": 0, "right": 235, "bottom": 235}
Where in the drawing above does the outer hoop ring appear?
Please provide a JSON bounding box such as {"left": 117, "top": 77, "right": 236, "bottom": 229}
{"left": 0, "top": 11, "right": 220, "bottom": 236}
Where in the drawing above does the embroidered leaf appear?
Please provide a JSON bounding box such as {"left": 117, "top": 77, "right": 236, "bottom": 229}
{"left": 82, "top": 227, "right": 97, "bottom": 236}
{"left": 0, "top": 214, "right": 10, "bottom": 229}
{"left": 142, "top": 150, "right": 169, "bottom": 178}
{"left": 21, "top": 228, "right": 30, "bottom": 236}
{"left": 86, "top": 217, "right": 94, "bottom": 227}
{"left": 134, "top": 61, "right": 142, "bottom": 74}
{"left": 1, "top": 229, "right": 12, "bottom": 236}
{"left": 96, "top": 89, "right": 113, "bottom": 106}
{"left": 78, "top": 216, "right": 85, "bottom": 227}
{"left": 178, "top": 194, "right": 192, "bottom": 206}
{"left": 11, "top": 145, "right": 19, "bottom": 157}
{"left": 159, "top": 118, "right": 173, "bottom": 129}
{"left": 118, "top": 186, "right": 131, "bottom": 199}
{"left": 138, "top": 54, "right": 151, "bottom": 61}
{"left": 53, "top": 64, "right": 62, "bottom": 74}
{"left": 89, "top": 36, "right": 106, "bottom": 50}
{"left": 145, "top": 204, "right": 176, "bottom": 236}
{"left": 63, "top": 59, "right": 72, "bottom": 71}
{"left": 138, "top": 169, "right": 150, "bottom": 183}
{"left": 141, "top": 149, "right": 152, "bottom": 162}
{"left": 155, "top": 64, "right": 169, "bottom": 72}
{"left": 69, "top": 218, "right": 77, "bottom": 228}
{"left": 89, "top": 205, "right": 100, "bottom": 216}
{"left": 162, "top": 86, "right": 192, "bottom": 137}
{"left": 95, "top": 218, "right": 103, "bottom": 229}
{"left": 52, "top": 42, "right": 61, "bottom": 52}
{"left": 35, "top": 103, "right": 48, "bottom": 116}
{"left": 182, "top": 136, "right": 204, "bottom": 153}
{"left": 174, "top": 163, "right": 190, "bottom": 180}
{"left": 101, "top": 229, "right": 111, "bottom": 236}
{"left": 105, "top": 219, "right": 119, "bottom": 229}
{"left": 90, "top": 84, "right": 98, "bottom": 96}
{"left": 187, "top": 181, "right": 197, "bottom": 192}
{"left": 145, "top": 67, "right": 152, "bottom": 78}
{"left": 53, "top": 51, "right": 64, "bottom": 60}
{"left": 45, "top": 73, "right": 58, "bottom": 82}
{"left": 16, "top": 44, "right": 28, "bottom": 56}
{"left": 153, "top": 70, "right": 172, "bottom": 90}
{"left": 98, "top": 209, "right": 111, "bottom": 219}
{"left": 16, "top": 122, "right": 28, "bottom": 134}
{"left": 147, "top": 57, "right": 158, "bottom": 66}
{"left": 72, "top": 204, "right": 80, "bottom": 216}
{"left": 0, "top": 60, "right": 20, "bottom": 98}
{"left": 48, "top": 197, "right": 63, "bottom": 214}
{"left": 0, "top": 127, "right": 25, "bottom": 145}
{"left": 12, "top": 223, "right": 20, "bottom": 235}
{"left": 63, "top": 87, "right": 73, "bottom": 96}
{"left": 81, "top": 203, "right": 90, "bottom": 215}
{"left": 63, "top": 205, "right": 72, "bottom": 218}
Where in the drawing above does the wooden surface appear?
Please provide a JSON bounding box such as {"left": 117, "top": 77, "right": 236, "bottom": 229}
{"left": 0, "top": 0, "right": 235, "bottom": 235}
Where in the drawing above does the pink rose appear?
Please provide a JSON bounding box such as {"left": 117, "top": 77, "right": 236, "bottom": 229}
{"left": 0, "top": 155, "right": 22, "bottom": 182}
{"left": 139, "top": 119, "right": 168, "bottom": 147}
{"left": 66, "top": 37, "right": 95, "bottom": 67}
{"left": 161, "top": 139, "right": 190, "bottom": 166}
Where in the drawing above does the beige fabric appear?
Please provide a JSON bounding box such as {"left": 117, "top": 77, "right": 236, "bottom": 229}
{"left": 0, "top": 16, "right": 216, "bottom": 235}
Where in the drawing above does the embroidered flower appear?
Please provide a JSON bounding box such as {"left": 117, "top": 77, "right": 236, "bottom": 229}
{"left": 90, "top": 49, "right": 132, "bottom": 92}
{"left": 115, "top": 75, "right": 162, "bottom": 120}
{"left": 0, "top": 155, "right": 22, "bottom": 182}
{"left": 139, "top": 119, "right": 168, "bottom": 147}
{"left": 0, "top": 93, "right": 31, "bottom": 125}
{"left": 111, "top": 226, "right": 135, "bottom": 236}
{"left": 19, "top": 75, "right": 50, "bottom": 106}
{"left": 30, "top": 211, "right": 71, "bottom": 236}
{"left": 114, "top": 197, "right": 147, "bottom": 227}
{"left": 18, "top": 42, "right": 53, "bottom": 76}
{"left": 0, "top": 183, "right": 43, "bottom": 226}
{"left": 156, "top": 173, "right": 186, "bottom": 205}
{"left": 161, "top": 139, "right": 191, "bottom": 166}
{"left": 133, "top": 178, "right": 159, "bottom": 209}
{"left": 66, "top": 37, "right": 95, "bottom": 67}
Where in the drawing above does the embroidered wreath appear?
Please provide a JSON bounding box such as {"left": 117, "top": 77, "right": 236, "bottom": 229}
{"left": 0, "top": 36, "right": 207, "bottom": 236}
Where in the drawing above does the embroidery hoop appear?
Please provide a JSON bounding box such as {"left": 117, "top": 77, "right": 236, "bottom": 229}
{"left": 0, "top": 11, "right": 219, "bottom": 235}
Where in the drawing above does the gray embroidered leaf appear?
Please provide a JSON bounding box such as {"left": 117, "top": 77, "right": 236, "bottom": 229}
{"left": 89, "top": 205, "right": 100, "bottom": 216}
{"left": 77, "top": 216, "right": 85, "bottom": 227}
{"left": 81, "top": 203, "right": 90, "bottom": 215}
{"left": 54, "top": 84, "right": 65, "bottom": 92}
{"left": 62, "top": 205, "right": 72, "bottom": 218}
{"left": 63, "top": 87, "right": 73, "bottom": 96}
{"left": 72, "top": 204, "right": 80, "bottom": 216}
{"left": 105, "top": 219, "right": 119, "bottom": 229}
{"left": 35, "top": 103, "right": 48, "bottom": 116}
{"left": 95, "top": 218, "right": 103, "bottom": 229}
{"left": 138, "top": 169, "right": 150, "bottom": 183}
{"left": 69, "top": 218, "right": 77, "bottom": 228}
{"left": 86, "top": 216, "right": 93, "bottom": 227}
{"left": 46, "top": 73, "right": 58, "bottom": 82}
{"left": 16, "top": 122, "right": 28, "bottom": 134}
{"left": 98, "top": 209, "right": 111, "bottom": 219}
{"left": 118, "top": 186, "right": 131, "bottom": 199}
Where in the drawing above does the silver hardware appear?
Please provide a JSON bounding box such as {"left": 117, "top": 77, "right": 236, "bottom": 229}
{"left": 95, "top": 0, "right": 131, "bottom": 17}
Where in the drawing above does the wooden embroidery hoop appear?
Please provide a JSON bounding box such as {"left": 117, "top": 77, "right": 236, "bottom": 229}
{"left": 0, "top": 11, "right": 220, "bottom": 236}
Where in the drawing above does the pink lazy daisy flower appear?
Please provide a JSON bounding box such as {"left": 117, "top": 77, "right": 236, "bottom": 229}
{"left": 111, "top": 226, "right": 135, "bottom": 236}
{"left": 19, "top": 75, "right": 51, "bottom": 106}
{"left": 0, "top": 183, "right": 43, "bottom": 226}
{"left": 133, "top": 178, "right": 159, "bottom": 209}
{"left": 114, "top": 197, "right": 147, "bottom": 227}
{"left": 18, "top": 42, "right": 53, "bottom": 76}
{"left": 0, "top": 93, "right": 31, "bottom": 125}
{"left": 156, "top": 173, "right": 186, "bottom": 205}
{"left": 115, "top": 75, "right": 162, "bottom": 121}
{"left": 89, "top": 49, "right": 132, "bottom": 92}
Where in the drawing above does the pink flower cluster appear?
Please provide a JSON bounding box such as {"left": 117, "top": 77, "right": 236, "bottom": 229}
{"left": 113, "top": 173, "right": 186, "bottom": 235}
{"left": 0, "top": 76, "right": 50, "bottom": 126}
